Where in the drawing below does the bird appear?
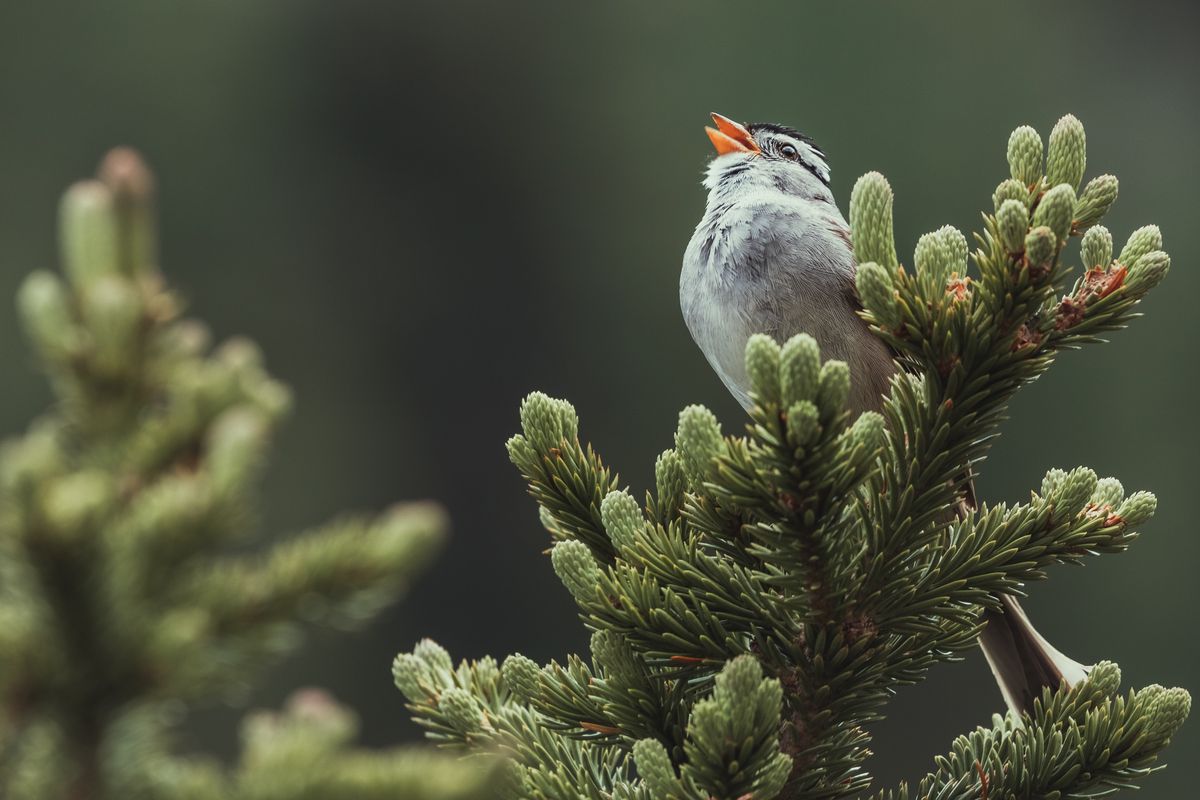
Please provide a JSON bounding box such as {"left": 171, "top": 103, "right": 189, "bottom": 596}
{"left": 679, "top": 111, "right": 1087, "bottom": 716}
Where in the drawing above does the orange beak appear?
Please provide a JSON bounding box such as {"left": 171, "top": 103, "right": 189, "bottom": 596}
{"left": 705, "top": 112, "right": 760, "bottom": 155}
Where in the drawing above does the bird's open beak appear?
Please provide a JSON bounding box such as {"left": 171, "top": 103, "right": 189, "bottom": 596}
{"left": 705, "top": 112, "right": 760, "bottom": 155}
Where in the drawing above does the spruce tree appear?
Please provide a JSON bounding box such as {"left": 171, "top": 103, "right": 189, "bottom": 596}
{"left": 0, "top": 149, "right": 493, "bottom": 799}
{"left": 394, "top": 116, "right": 1189, "bottom": 798}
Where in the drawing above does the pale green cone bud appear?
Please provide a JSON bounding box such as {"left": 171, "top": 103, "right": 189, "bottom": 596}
{"left": 98, "top": 147, "right": 158, "bottom": 275}
{"left": 591, "top": 629, "right": 639, "bottom": 676}
{"left": 1117, "top": 225, "right": 1162, "bottom": 266}
{"left": 41, "top": 470, "right": 115, "bottom": 542}
{"left": 538, "top": 505, "right": 560, "bottom": 536}
{"left": 1024, "top": 227, "right": 1057, "bottom": 271}
{"left": 914, "top": 225, "right": 968, "bottom": 283}
{"left": 501, "top": 654, "right": 542, "bottom": 703}
{"left": 1031, "top": 184, "right": 1076, "bottom": 243}
{"left": 632, "top": 739, "right": 682, "bottom": 797}
{"left": 855, "top": 261, "right": 900, "bottom": 329}
{"left": 849, "top": 171, "right": 898, "bottom": 269}
{"left": 1073, "top": 174, "right": 1118, "bottom": 230}
{"left": 600, "top": 490, "right": 643, "bottom": 553}
{"left": 1040, "top": 468, "right": 1068, "bottom": 498}
{"left": 1045, "top": 114, "right": 1086, "bottom": 190}
{"left": 413, "top": 638, "right": 454, "bottom": 674}
{"left": 17, "top": 271, "right": 78, "bottom": 359}
{"left": 1125, "top": 250, "right": 1170, "bottom": 296}
{"left": 780, "top": 334, "right": 820, "bottom": 406}
{"left": 1085, "top": 661, "right": 1122, "bottom": 697}
{"left": 993, "top": 178, "right": 1029, "bottom": 213}
{"left": 206, "top": 407, "right": 270, "bottom": 496}
{"left": 1007, "top": 125, "right": 1044, "bottom": 186}
{"left": 80, "top": 275, "right": 145, "bottom": 378}
{"left": 1080, "top": 226, "right": 1113, "bottom": 269}
{"left": 675, "top": 405, "right": 723, "bottom": 489}
{"left": 785, "top": 401, "right": 820, "bottom": 447}
{"left": 505, "top": 434, "right": 538, "bottom": 469}
{"left": 551, "top": 539, "right": 601, "bottom": 603}
{"left": 1147, "top": 687, "right": 1191, "bottom": 745}
{"left": 519, "top": 392, "right": 579, "bottom": 452}
{"left": 654, "top": 449, "right": 687, "bottom": 515}
{"left": 60, "top": 180, "right": 119, "bottom": 288}
{"left": 1116, "top": 491, "right": 1156, "bottom": 526}
{"left": 744, "top": 333, "right": 782, "bottom": 404}
{"left": 816, "top": 360, "right": 851, "bottom": 418}
{"left": 849, "top": 411, "right": 886, "bottom": 455}
{"left": 1091, "top": 477, "right": 1124, "bottom": 508}
{"left": 392, "top": 652, "right": 434, "bottom": 701}
{"left": 438, "top": 687, "right": 484, "bottom": 734}
{"left": 997, "top": 199, "right": 1030, "bottom": 253}
{"left": 1054, "top": 467, "right": 1098, "bottom": 518}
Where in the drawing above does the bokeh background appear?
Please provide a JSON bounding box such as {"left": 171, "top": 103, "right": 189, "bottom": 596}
{"left": 0, "top": 0, "right": 1195, "bottom": 794}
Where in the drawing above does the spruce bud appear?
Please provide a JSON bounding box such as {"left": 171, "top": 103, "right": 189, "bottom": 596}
{"left": 551, "top": 539, "right": 601, "bottom": 603}
{"left": 1073, "top": 174, "right": 1118, "bottom": 230}
{"left": 1032, "top": 184, "right": 1076, "bottom": 244}
{"left": 1091, "top": 477, "right": 1125, "bottom": 509}
{"left": 501, "top": 654, "right": 542, "bottom": 704}
{"left": 914, "top": 225, "right": 968, "bottom": 283}
{"left": 785, "top": 401, "right": 820, "bottom": 447}
{"left": 18, "top": 271, "right": 78, "bottom": 360}
{"left": 1007, "top": 125, "right": 1044, "bottom": 186}
{"left": 744, "top": 333, "right": 781, "bottom": 404}
{"left": 1147, "top": 687, "right": 1191, "bottom": 745}
{"left": 849, "top": 172, "right": 898, "bottom": 269}
{"left": 1040, "top": 467, "right": 1068, "bottom": 498}
{"left": 42, "top": 470, "right": 115, "bottom": 542}
{"left": 1117, "top": 225, "right": 1162, "bottom": 266}
{"left": 80, "top": 275, "right": 144, "bottom": 379}
{"left": 60, "top": 180, "right": 119, "bottom": 289}
{"left": 413, "top": 638, "right": 454, "bottom": 674}
{"left": 780, "top": 334, "right": 820, "bottom": 406}
{"left": 1125, "top": 250, "right": 1170, "bottom": 296}
{"left": 1116, "top": 491, "right": 1156, "bottom": 526}
{"left": 675, "top": 405, "right": 723, "bottom": 489}
{"left": 392, "top": 652, "right": 434, "bottom": 701}
{"left": 816, "top": 360, "right": 851, "bottom": 419}
{"left": 855, "top": 261, "right": 900, "bottom": 329}
{"left": 993, "top": 178, "right": 1029, "bottom": 214}
{"left": 438, "top": 687, "right": 484, "bottom": 734}
{"left": 1085, "top": 661, "right": 1122, "bottom": 697}
{"left": 505, "top": 434, "right": 538, "bottom": 469}
{"left": 600, "top": 490, "right": 643, "bottom": 554}
{"left": 519, "top": 392, "right": 579, "bottom": 452}
{"left": 1080, "top": 225, "right": 1113, "bottom": 270}
{"left": 997, "top": 199, "right": 1030, "bottom": 253}
{"left": 654, "top": 449, "right": 687, "bottom": 517}
{"left": 849, "top": 411, "right": 886, "bottom": 455}
{"left": 632, "top": 739, "right": 680, "bottom": 797}
{"left": 98, "top": 147, "right": 158, "bottom": 275}
{"left": 1024, "top": 226, "right": 1057, "bottom": 271}
{"left": 1045, "top": 114, "right": 1087, "bottom": 190}
{"left": 1054, "top": 467, "right": 1098, "bottom": 519}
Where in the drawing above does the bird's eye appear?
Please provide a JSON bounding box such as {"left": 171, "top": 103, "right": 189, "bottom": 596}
{"left": 779, "top": 143, "right": 799, "bottom": 161}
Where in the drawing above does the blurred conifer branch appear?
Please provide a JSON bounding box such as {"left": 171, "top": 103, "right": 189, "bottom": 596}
{"left": 395, "top": 116, "right": 1188, "bottom": 799}
{"left": 0, "top": 150, "right": 494, "bottom": 799}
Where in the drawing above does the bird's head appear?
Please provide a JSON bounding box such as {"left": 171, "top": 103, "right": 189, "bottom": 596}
{"left": 702, "top": 112, "right": 832, "bottom": 202}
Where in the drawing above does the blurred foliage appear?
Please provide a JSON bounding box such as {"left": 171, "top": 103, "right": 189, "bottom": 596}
{"left": 0, "top": 152, "right": 494, "bottom": 797}
{"left": 0, "top": 0, "right": 1195, "bottom": 795}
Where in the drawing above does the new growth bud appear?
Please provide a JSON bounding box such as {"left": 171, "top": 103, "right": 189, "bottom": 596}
{"left": 1080, "top": 226, "right": 1113, "bottom": 269}
{"left": 654, "top": 449, "right": 687, "bottom": 517}
{"left": 780, "top": 334, "right": 820, "bottom": 406}
{"left": 519, "top": 392, "right": 579, "bottom": 452}
{"left": 744, "top": 333, "right": 782, "bottom": 404}
{"left": 18, "top": 271, "right": 77, "bottom": 360}
{"left": 501, "top": 654, "right": 542, "bottom": 704}
{"left": 855, "top": 262, "right": 900, "bottom": 329}
{"left": 60, "top": 180, "right": 118, "bottom": 289}
{"left": 632, "top": 739, "right": 681, "bottom": 797}
{"left": 1125, "top": 250, "right": 1170, "bottom": 296}
{"left": 1007, "top": 125, "right": 1044, "bottom": 186}
{"left": 816, "top": 360, "right": 851, "bottom": 419}
{"left": 914, "top": 225, "right": 968, "bottom": 284}
{"left": 600, "top": 490, "right": 643, "bottom": 554}
{"left": 1073, "top": 174, "right": 1118, "bottom": 230}
{"left": 1023, "top": 227, "right": 1057, "bottom": 272}
{"left": 1115, "top": 491, "right": 1157, "bottom": 526}
{"left": 1032, "top": 184, "right": 1076, "bottom": 244}
{"left": 675, "top": 405, "right": 723, "bottom": 489}
{"left": 1045, "top": 114, "right": 1087, "bottom": 190}
{"left": 992, "top": 178, "right": 1029, "bottom": 213}
{"left": 849, "top": 411, "right": 886, "bottom": 455}
{"left": 551, "top": 539, "right": 601, "bottom": 603}
{"left": 1117, "top": 225, "right": 1162, "bottom": 266}
{"left": 438, "top": 687, "right": 484, "bottom": 734}
{"left": 850, "top": 171, "right": 898, "bottom": 269}
{"left": 785, "top": 401, "right": 820, "bottom": 447}
{"left": 997, "top": 199, "right": 1030, "bottom": 253}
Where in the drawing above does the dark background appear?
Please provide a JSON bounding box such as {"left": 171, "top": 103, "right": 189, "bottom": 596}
{"left": 0, "top": 1, "right": 1195, "bottom": 794}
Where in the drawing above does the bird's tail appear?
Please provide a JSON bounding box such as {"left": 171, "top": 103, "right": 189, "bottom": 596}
{"left": 978, "top": 594, "right": 1089, "bottom": 716}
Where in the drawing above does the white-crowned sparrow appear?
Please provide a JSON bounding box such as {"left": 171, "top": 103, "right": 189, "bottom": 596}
{"left": 680, "top": 112, "right": 1087, "bottom": 715}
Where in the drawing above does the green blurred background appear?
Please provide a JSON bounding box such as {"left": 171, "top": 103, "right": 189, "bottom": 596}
{"left": 0, "top": 0, "right": 1195, "bottom": 793}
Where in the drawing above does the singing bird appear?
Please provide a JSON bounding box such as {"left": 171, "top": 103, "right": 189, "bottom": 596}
{"left": 679, "top": 112, "right": 1087, "bottom": 715}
